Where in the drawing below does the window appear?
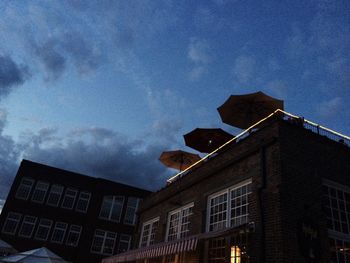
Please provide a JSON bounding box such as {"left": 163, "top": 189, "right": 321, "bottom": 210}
{"left": 329, "top": 237, "right": 350, "bottom": 263}
{"left": 323, "top": 180, "right": 350, "bottom": 263}
{"left": 124, "top": 197, "right": 140, "bottom": 225}
{"left": 66, "top": 225, "right": 82, "bottom": 247}
{"left": 91, "top": 229, "right": 117, "bottom": 255}
{"left": 139, "top": 217, "right": 159, "bottom": 247}
{"left": 2, "top": 212, "right": 21, "bottom": 235}
{"left": 46, "top": 185, "right": 64, "bottom": 207}
{"left": 75, "top": 192, "right": 91, "bottom": 213}
{"left": 31, "top": 181, "right": 49, "bottom": 203}
{"left": 166, "top": 203, "right": 194, "bottom": 241}
{"left": 15, "top": 178, "right": 34, "bottom": 200}
{"left": 99, "top": 196, "right": 124, "bottom": 222}
{"left": 51, "top": 222, "right": 68, "bottom": 243}
{"left": 18, "top": 216, "right": 37, "bottom": 238}
{"left": 118, "top": 234, "right": 131, "bottom": 253}
{"left": 207, "top": 179, "right": 252, "bottom": 232}
{"left": 35, "top": 219, "right": 52, "bottom": 241}
{"left": 61, "top": 188, "right": 78, "bottom": 209}
{"left": 207, "top": 234, "right": 249, "bottom": 263}
{"left": 323, "top": 182, "right": 350, "bottom": 234}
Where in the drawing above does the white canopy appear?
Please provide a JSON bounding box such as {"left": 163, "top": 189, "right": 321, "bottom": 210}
{"left": 0, "top": 247, "right": 68, "bottom": 263}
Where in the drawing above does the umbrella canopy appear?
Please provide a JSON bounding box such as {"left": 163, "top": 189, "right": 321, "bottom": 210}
{"left": 217, "top": 91, "right": 284, "bottom": 129}
{"left": 159, "top": 150, "right": 201, "bottom": 171}
{"left": 0, "top": 247, "right": 68, "bottom": 263}
{"left": 184, "top": 128, "right": 234, "bottom": 153}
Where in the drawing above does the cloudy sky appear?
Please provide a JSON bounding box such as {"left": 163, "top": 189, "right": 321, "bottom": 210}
{"left": 0, "top": 0, "right": 349, "bottom": 204}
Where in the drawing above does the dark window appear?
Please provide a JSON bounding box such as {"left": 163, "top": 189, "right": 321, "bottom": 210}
{"left": 18, "top": 216, "right": 37, "bottom": 238}
{"left": 75, "top": 192, "right": 91, "bottom": 213}
{"left": 35, "top": 219, "right": 52, "bottom": 241}
{"left": 46, "top": 185, "right": 64, "bottom": 207}
{"left": 124, "top": 197, "right": 140, "bottom": 225}
{"left": 15, "top": 178, "right": 34, "bottom": 200}
{"left": 61, "top": 188, "right": 78, "bottom": 209}
{"left": 31, "top": 181, "right": 49, "bottom": 203}
{"left": 66, "top": 225, "right": 82, "bottom": 247}
{"left": 91, "top": 229, "right": 117, "bottom": 255}
{"left": 99, "top": 196, "right": 124, "bottom": 222}
{"left": 2, "top": 212, "right": 22, "bottom": 235}
{"left": 51, "top": 222, "right": 68, "bottom": 243}
{"left": 118, "top": 234, "right": 131, "bottom": 253}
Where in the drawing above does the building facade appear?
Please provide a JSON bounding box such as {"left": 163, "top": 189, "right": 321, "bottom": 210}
{"left": 104, "top": 111, "right": 350, "bottom": 263}
{"left": 0, "top": 160, "right": 151, "bottom": 263}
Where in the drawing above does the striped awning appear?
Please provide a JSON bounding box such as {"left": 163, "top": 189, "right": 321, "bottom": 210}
{"left": 102, "top": 236, "right": 198, "bottom": 263}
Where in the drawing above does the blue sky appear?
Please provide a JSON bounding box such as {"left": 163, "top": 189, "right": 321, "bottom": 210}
{"left": 0, "top": 0, "right": 349, "bottom": 202}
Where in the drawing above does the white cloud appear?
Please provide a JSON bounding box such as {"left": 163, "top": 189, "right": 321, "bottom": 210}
{"left": 187, "top": 38, "right": 211, "bottom": 81}
{"left": 232, "top": 55, "right": 256, "bottom": 84}
{"left": 266, "top": 80, "right": 288, "bottom": 98}
{"left": 189, "top": 66, "right": 207, "bottom": 81}
{"left": 188, "top": 38, "right": 210, "bottom": 64}
{"left": 317, "top": 97, "right": 343, "bottom": 119}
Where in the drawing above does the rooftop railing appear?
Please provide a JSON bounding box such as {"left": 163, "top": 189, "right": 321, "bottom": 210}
{"left": 167, "top": 109, "right": 350, "bottom": 184}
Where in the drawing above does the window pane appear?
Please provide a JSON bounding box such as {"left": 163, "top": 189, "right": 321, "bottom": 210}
{"left": 76, "top": 192, "right": 91, "bottom": 213}
{"left": 66, "top": 225, "right": 82, "bottom": 246}
{"left": 35, "top": 219, "right": 52, "bottom": 241}
{"left": 139, "top": 219, "right": 159, "bottom": 247}
{"left": 124, "top": 197, "right": 139, "bottom": 225}
{"left": 118, "top": 234, "right": 131, "bottom": 253}
{"left": 15, "top": 178, "right": 34, "bottom": 200}
{"left": 31, "top": 181, "right": 49, "bottom": 203}
{"left": 51, "top": 222, "right": 67, "bottom": 243}
{"left": 2, "top": 212, "right": 22, "bottom": 235}
{"left": 99, "top": 196, "right": 124, "bottom": 222}
{"left": 61, "top": 188, "right": 78, "bottom": 209}
{"left": 18, "top": 216, "right": 37, "bottom": 238}
{"left": 91, "top": 229, "right": 116, "bottom": 255}
{"left": 47, "top": 185, "right": 64, "bottom": 207}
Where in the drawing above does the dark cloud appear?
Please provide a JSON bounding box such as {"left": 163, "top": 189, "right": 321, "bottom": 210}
{"left": 22, "top": 127, "right": 170, "bottom": 191}
{"left": 0, "top": 122, "right": 173, "bottom": 200}
{"left": 0, "top": 110, "right": 21, "bottom": 200}
{"left": 0, "top": 55, "right": 30, "bottom": 98}
{"left": 34, "top": 40, "right": 66, "bottom": 80}
{"left": 62, "top": 32, "right": 102, "bottom": 74}
{"left": 33, "top": 33, "right": 101, "bottom": 80}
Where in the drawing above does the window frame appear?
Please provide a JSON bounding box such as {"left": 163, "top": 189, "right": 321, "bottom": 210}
{"left": 206, "top": 179, "right": 252, "bottom": 232}
{"left": 139, "top": 217, "right": 159, "bottom": 248}
{"left": 90, "top": 229, "right": 117, "bottom": 255}
{"left": 124, "top": 197, "right": 140, "bottom": 225}
{"left": 46, "top": 184, "right": 64, "bottom": 207}
{"left": 51, "top": 222, "right": 68, "bottom": 244}
{"left": 15, "top": 177, "right": 34, "bottom": 200}
{"left": 117, "top": 234, "right": 132, "bottom": 253}
{"left": 66, "top": 225, "right": 82, "bottom": 247}
{"left": 165, "top": 202, "right": 194, "bottom": 241}
{"left": 1, "top": 212, "right": 22, "bottom": 235}
{"left": 34, "top": 218, "right": 53, "bottom": 241}
{"left": 18, "top": 215, "right": 37, "bottom": 238}
{"left": 61, "top": 188, "right": 78, "bottom": 210}
{"left": 99, "top": 195, "right": 125, "bottom": 222}
{"left": 75, "top": 191, "right": 91, "bottom": 213}
{"left": 31, "top": 181, "right": 50, "bottom": 204}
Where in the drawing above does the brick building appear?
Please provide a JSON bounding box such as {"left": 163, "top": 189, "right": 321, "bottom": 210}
{"left": 104, "top": 110, "right": 350, "bottom": 263}
{"left": 0, "top": 160, "right": 151, "bottom": 263}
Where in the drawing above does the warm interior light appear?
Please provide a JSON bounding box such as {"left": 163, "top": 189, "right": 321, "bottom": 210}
{"left": 231, "top": 246, "right": 241, "bottom": 263}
